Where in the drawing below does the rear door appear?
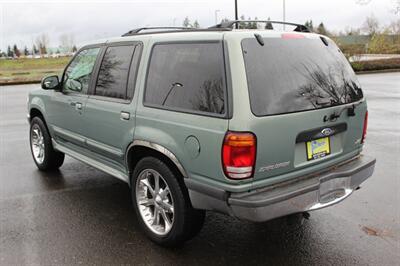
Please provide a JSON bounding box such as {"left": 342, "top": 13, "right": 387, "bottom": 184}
{"left": 240, "top": 34, "right": 367, "bottom": 182}
{"left": 82, "top": 42, "right": 141, "bottom": 171}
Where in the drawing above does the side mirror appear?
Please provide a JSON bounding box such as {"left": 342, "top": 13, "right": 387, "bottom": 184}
{"left": 41, "top": 75, "right": 60, "bottom": 90}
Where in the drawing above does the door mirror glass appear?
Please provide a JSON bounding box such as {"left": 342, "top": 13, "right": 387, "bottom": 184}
{"left": 65, "top": 78, "right": 82, "bottom": 92}
{"left": 41, "top": 75, "right": 60, "bottom": 90}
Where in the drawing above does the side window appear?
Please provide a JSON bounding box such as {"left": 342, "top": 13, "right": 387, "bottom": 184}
{"left": 95, "top": 45, "right": 135, "bottom": 99}
{"left": 63, "top": 47, "right": 100, "bottom": 94}
{"left": 144, "top": 43, "right": 226, "bottom": 115}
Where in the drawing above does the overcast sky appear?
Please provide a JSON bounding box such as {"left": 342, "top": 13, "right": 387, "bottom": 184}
{"left": 1, "top": 0, "right": 399, "bottom": 51}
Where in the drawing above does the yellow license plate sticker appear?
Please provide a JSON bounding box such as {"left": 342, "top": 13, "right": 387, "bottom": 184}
{"left": 306, "top": 137, "right": 331, "bottom": 160}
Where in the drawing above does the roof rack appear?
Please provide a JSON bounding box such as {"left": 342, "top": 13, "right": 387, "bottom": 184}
{"left": 121, "top": 20, "right": 311, "bottom": 37}
{"left": 122, "top": 26, "right": 229, "bottom": 37}
{"left": 209, "top": 20, "right": 311, "bottom": 33}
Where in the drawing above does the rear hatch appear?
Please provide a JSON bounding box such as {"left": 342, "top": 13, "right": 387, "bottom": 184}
{"left": 240, "top": 33, "right": 367, "bottom": 183}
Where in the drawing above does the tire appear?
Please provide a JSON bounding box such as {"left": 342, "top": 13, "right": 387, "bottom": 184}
{"left": 30, "top": 116, "right": 65, "bottom": 171}
{"left": 131, "top": 156, "right": 205, "bottom": 247}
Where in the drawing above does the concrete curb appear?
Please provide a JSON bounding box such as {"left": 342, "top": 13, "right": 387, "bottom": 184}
{"left": 0, "top": 80, "right": 41, "bottom": 86}
{"left": 354, "top": 68, "right": 400, "bottom": 75}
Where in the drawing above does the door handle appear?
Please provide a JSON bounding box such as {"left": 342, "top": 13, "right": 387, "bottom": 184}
{"left": 120, "top": 111, "right": 130, "bottom": 120}
{"left": 75, "top": 102, "right": 82, "bottom": 110}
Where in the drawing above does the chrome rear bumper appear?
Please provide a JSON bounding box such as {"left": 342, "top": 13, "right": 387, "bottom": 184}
{"left": 186, "top": 155, "right": 376, "bottom": 222}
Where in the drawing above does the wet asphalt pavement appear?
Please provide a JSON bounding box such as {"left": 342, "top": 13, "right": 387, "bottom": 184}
{"left": 0, "top": 73, "right": 399, "bottom": 265}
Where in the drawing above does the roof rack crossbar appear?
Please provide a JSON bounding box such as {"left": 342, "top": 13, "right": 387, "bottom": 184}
{"left": 209, "top": 20, "right": 311, "bottom": 33}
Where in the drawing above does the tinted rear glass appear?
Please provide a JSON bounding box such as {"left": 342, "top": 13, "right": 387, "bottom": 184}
{"left": 144, "top": 42, "right": 226, "bottom": 115}
{"left": 242, "top": 37, "right": 363, "bottom": 116}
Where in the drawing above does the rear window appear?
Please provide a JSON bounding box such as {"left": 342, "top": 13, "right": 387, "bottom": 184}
{"left": 95, "top": 45, "right": 135, "bottom": 99}
{"left": 144, "top": 42, "right": 226, "bottom": 115}
{"left": 242, "top": 36, "right": 363, "bottom": 116}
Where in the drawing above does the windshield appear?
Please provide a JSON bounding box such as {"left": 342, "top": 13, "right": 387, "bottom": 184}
{"left": 241, "top": 36, "right": 363, "bottom": 116}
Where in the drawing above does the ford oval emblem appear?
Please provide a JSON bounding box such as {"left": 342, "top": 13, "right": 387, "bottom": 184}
{"left": 321, "top": 128, "right": 333, "bottom": 136}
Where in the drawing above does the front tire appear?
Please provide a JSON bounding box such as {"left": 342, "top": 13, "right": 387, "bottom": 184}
{"left": 131, "top": 157, "right": 205, "bottom": 247}
{"left": 30, "top": 116, "right": 64, "bottom": 171}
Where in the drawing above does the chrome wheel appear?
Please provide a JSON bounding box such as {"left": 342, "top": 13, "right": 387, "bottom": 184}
{"left": 136, "top": 169, "right": 175, "bottom": 236}
{"left": 31, "top": 125, "right": 45, "bottom": 164}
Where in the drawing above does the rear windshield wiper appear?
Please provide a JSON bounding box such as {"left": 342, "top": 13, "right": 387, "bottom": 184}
{"left": 323, "top": 100, "right": 364, "bottom": 122}
{"left": 315, "top": 99, "right": 331, "bottom": 106}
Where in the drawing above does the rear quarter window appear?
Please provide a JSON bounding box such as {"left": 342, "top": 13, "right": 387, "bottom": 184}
{"left": 144, "top": 42, "right": 227, "bottom": 115}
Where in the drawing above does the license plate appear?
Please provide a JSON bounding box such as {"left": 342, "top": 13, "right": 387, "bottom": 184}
{"left": 306, "top": 137, "right": 331, "bottom": 160}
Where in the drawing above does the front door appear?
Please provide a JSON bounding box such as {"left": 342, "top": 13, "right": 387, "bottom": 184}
{"left": 47, "top": 47, "right": 101, "bottom": 149}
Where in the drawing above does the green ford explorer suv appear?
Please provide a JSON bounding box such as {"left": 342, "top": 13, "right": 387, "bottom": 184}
{"left": 28, "top": 20, "right": 376, "bottom": 247}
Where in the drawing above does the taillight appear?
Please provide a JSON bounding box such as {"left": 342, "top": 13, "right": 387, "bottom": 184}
{"left": 222, "top": 131, "right": 257, "bottom": 179}
{"left": 361, "top": 111, "right": 368, "bottom": 143}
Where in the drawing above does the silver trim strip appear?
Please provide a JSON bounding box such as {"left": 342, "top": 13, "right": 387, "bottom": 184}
{"left": 126, "top": 140, "right": 188, "bottom": 178}
{"left": 53, "top": 139, "right": 129, "bottom": 183}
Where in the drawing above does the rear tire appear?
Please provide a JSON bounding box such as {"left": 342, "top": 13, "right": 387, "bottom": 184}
{"left": 131, "top": 156, "right": 205, "bottom": 247}
{"left": 30, "top": 116, "right": 64, "bottom": 171}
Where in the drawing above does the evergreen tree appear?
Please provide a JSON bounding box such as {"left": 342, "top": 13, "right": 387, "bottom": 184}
{"left": 249, "top": 17, "right": 258, "bottom": 29}
{"left": 221, "top": 17, "right": 229, "bottom": 23}
{"left": 7, "top": 45, "right": 13, "bottom": 57}
{"left": 193, "top": 20, "right": 200, "bottom": 28}
{"left": 239, "top": 15, "right": 247, "bottom": 29}
{"left": 24, "top": 46, "right": 29, "bottom": 56}
{"left": 72, "top": 45, "right": 78, "bottom": 52}
{"left": 183, "top": 17, "right": 191, "bottom": 27}
{"left": 32, "top": 45, "right": 39, "bottom": 55}
{"left": 304, "top": 20, "right": 314, "bottom": 31}
{"left": 13, "top": 44, "right": 21, "bottom": 57}
{"left": 265, "top": 17, "right": 274, "bottom": 30}
{"left": 316, "top": 22, "right": 329, "bottom": 35}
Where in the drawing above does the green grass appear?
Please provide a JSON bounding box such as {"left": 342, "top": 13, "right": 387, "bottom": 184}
{"left": 350, "top": 58, "right": 400, "bottom": 72}
{"left": 0, "top": 57, "right": 71, "bottom": 84}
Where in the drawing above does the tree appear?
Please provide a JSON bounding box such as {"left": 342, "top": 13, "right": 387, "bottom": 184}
{"left": 221, "top": 17, "right": 229, "bottom": 24}
{"left": 248, "top": 17, "right": 257, "bottom": 29}
{"left": 32, "top": 45, "right": 39, "bottom": 55}
{"left": 7, "top": 45, "right": 13, "bottom": 57}
{"left": 72, "top": 45, "right": 78, "bottom": 52}
{"left": 395, "top": 0, "right": 400, "bottom": 14}
{"left": 35, "top": 33, "right": 49, "bottom": 55}
{"left": 265, "top": 17, "right": 273, "bottom": 30}
{"left": 13, "top": 44, "right": 20, "bottom": 57}
{"left": 59, "top": 33, "right": 75, "bottom": 52}
{"left": 388, "top": 19, "right": 400, "bottom": 34}
{"left": 344, "top": 26, "right": 361, "bottom": 36}
{"left": 183, "top": 17, "right": 190, "bottom": 27}
{"left": 316, "top": 22, "right": 329, "bottom": 35}
{"left": 304, "top": 20, "right": 314, "bottom": 31}
{"left": 362, "top": 14, "right": 379, "bottom": 36}
{"left": 368, "top": 30, "right": 391, "bottom": 53}
{"left": 23, "top": 46, "right": 29, "bottom": 56}
{"left": 239, "top": 15, "right": 247, "bottom": 29}
{"left": 193, "top": 20, "right": 200, "bottom": 28}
